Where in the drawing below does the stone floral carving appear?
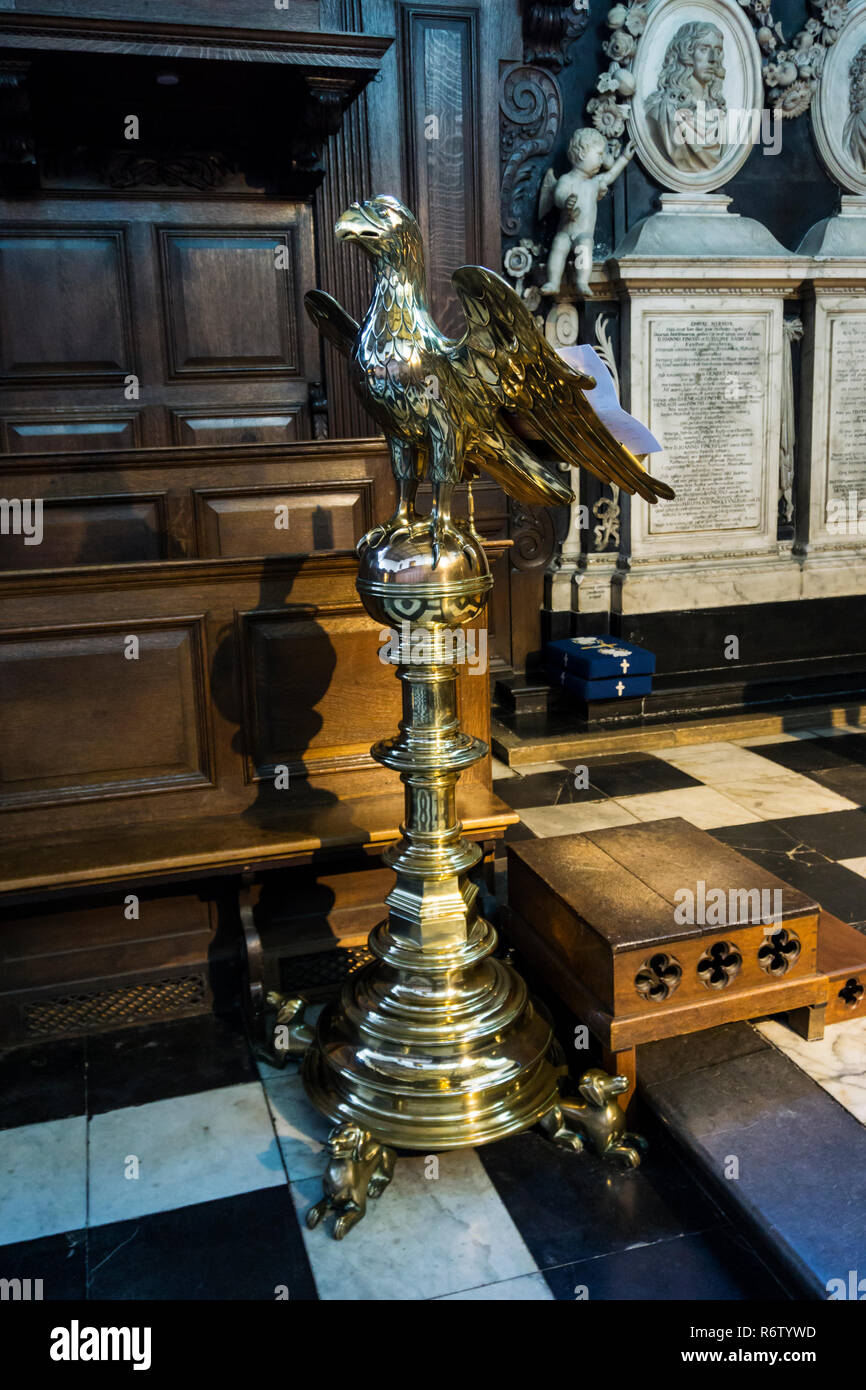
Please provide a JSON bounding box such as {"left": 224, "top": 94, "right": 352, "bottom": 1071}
{"left": 738, "top": 0, "right": 847, "bottom": 117}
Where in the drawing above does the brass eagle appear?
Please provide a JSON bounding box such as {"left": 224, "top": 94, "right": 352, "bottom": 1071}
{"left": 305, "top": 195, "right": 674, "bottom": 552}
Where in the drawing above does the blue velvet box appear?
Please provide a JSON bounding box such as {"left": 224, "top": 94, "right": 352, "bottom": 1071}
{"left": 546, "top": 635, "right": 655, "bottom": 702}
{"left": 549, "top": 667, "right": 653, "bottom": 702}
{"left": 546, "top": 635, "right": 655, "bottom": 680}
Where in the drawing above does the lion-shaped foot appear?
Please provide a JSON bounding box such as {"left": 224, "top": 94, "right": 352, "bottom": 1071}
{"left": 538, "top": 1068, "right": 647, "bottom": 1168}
{"left": 305, "top": 1123, "right": 397, "bottom": 1240}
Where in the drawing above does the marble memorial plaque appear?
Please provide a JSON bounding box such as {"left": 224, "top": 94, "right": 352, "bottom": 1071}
{"left": 808, "top": 298, "right": 866, "bottom": 548}
{"left": 827, "top": 314, "right": 866, "bottom": 498}
{"left": 645, "top": 313, "right": 766, "bottom": 536}
{"left": 624, "top": 293, "right": 784, "bottom": 564}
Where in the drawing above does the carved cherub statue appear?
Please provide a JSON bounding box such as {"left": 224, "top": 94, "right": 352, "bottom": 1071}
{"left": 539, "top": 128, "right": 635, "bottom": 298}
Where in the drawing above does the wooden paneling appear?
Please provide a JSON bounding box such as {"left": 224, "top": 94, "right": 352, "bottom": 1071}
{"left": 400, "top": 7, "right": 480, "bottom": 339}
{"left": 0, "top": 198, "right": 317, "bottom": 450}
{"left": 0, "top": 539, "right": 499, "bottom": 842}
{"left": 0, "top": 228, "right": 132, "bottom": 383}
{"left": 0, "top": 495, "right": 166, "bottom": 571}
{"left": 0, "top": 438, "right": 393, "bottom": 566}
{"left": 4, "top": 412, "right": 140, "bottom": 453}
{"left": 159, "top": 228, "right": 300, "bottom": 379}
{"left": 194, "top": 481, "right": 371, "bottom": 558}
{"left": 171, "top": 408, "right": 301, "bottom": 447}
{"left": 12, "top": 1, "right": 323, "bottom": 28}
{"left": 0, "top": 617, "right": 213, "bottom": 809}
{"left": 242, "top": 607, "right": 399, "bottom": 781}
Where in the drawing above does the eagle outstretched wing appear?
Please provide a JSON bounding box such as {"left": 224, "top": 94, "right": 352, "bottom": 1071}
{"left": 305, "top": 289, "right": 358, "bottom": 358}
{"left": 450, "top": 266, "right": 675, "bottom": 505}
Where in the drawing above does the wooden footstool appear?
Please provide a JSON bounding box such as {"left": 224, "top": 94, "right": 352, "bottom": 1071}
{"left": 505, "top": 818, "right": 828, "bottom": 1110}
{"left": 818, "top": 911, "right": 866, "bottom": 1025}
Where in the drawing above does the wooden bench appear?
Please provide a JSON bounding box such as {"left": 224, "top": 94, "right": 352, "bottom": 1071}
{"left": 0, "top": 503, "right": 513, "bottom": 1044}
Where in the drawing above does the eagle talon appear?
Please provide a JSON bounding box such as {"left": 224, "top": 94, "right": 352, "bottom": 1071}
{"left": 356, "top": 523, "right": 387, "bottom": 556}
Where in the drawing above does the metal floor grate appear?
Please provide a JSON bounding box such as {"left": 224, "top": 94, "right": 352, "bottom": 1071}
{"left": 22, "top": 973, "right": 208, "bottom": 1038}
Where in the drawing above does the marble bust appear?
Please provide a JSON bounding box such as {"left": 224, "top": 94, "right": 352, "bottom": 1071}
{"left": 844, "top": 42, "right": 866, "bottom": 173}
{"left": 645, "top": 20, "right": 726, "bottom": 173}
{"left": 812, "top": 1, "right": 866, "bottom": 196}
{"left": 628, "top": 0, "right": 761, "bottom": 195}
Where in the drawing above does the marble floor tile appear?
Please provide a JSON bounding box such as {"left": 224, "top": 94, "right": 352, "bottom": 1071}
{"left": 0, "top": 1037, "right": 86, "bottom": 1131}
{"left": 518, "top": 800, "right": 639, "bottom": 838}
{"left": 436, "top": 1271, "right": 554, "bottom": 1300}
{"left": 262, "top": 1070, "right": 329, "bottom": 1181}
{"left": 543, "top": 1228, "right": 789, "bottom": 1301}
{"left": 806, "top": 724, "right": 866, "bottom": 738}
{"left": 495, "top": 767, "right": 604, "bottom": 810}
{"left": 88, "top": 1081, "right": 285, "bottom": 1228}
{"left": 648, "top": 741, "right": 784, "bottom": 783}
{"left": 734, "top": 731, "right": 816, "bottom": 746}
{"left": 745, "top": 737, "right": 866, "bottom": 778}
{"left": 292, "top": 1148, "right": 538, "bottom": 1301}
{"left": 613, "top": 785, "right": 762, "bottom": 830}
{"left": 768, "top": 808, "right": 866, "bottom": 861}
{"left": 583, "top": 753, "right": 700, "bottom": 798}
{"left": 710, "top": 774, "right": 858, "bottom": 821}
{"left": 88, "top": 1186, "right": 317, "bottom": 1301}
{"left": 756, "top": 1017, "right": 866, "bottom": 1126}
{"left": 86, "top": 1014, "right": 257, "bottom": 1115}
{"left": 478, "top": 1127, "right": 722, "bottom": 1270}
{"left": 0, "top": 1115, "right": 87, "bottom": 1245}
{"left": 840, "top": 857, "right": 866, "bottom": 879}
{"left": 511, "top": 760, "right": 572, "bottom": 776}
{"left": 491, "top": 756, "right": 516, "bottom": 780}
{"left": 0, "top": 1228, "right": 86, "bottom": 1300}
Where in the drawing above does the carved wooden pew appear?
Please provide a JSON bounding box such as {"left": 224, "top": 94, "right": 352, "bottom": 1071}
{"left": 0, "top": 441, "right": 514, "bottom": 1045}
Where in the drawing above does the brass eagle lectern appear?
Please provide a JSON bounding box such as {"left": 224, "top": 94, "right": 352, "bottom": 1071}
{"left": 292, "top": 196, "right": 668, "bottom": 1237}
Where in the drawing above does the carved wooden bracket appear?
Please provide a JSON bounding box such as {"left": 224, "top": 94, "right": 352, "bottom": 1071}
{"left": 522, "top": 0, "right": 590, "bottom": 71}
{"left": 500, "top": 63, "right": 562, "bottom": 237}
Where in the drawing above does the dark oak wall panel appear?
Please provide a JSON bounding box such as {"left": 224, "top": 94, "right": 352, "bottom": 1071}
{"left": 0, "top": 618, "right": 212, "bottom": 809}
{"left": 0, "top": 199, "right": 317, "bottom": 451}
{"left": 194, "top": 481, "right": 371, "bottom": 558}
{"left": 0, "top": 229, "right": 132, "bottom": 383}
{"left": 159, "top": 229, "right": 300, "bottom": 379}
{"left": 0, "top": 495, "right": 166, "bottom": 571}
{"left": 400, "top": 8, "right": 480, "bottom": 340}
{"left": 242, "top": 607, "right": 399, "bottom": 781}
{"left": 171, "top": 408, "right": 301, "bottom": 447}
{"left": 0, "top": 439, "right": 393, "bottom": 567}
{"left": 4, "top": 412, "right": 140, "bottom": 454}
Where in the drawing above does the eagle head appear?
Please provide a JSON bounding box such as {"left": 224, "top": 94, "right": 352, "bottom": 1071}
{"left": 335, "top": 195, "right": 422, "bottom": 268}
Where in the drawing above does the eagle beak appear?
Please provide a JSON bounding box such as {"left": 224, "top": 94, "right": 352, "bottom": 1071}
{"left": 335, "top": 202, "right": 381, "bottom": 245}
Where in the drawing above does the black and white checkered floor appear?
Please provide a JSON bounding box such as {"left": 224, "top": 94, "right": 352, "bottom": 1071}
{"left": 3, "top": 724, "right": 865, "bottom": 1301}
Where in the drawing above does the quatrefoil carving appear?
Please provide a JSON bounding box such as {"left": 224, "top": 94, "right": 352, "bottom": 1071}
{"left": 839, "top": 976, "right": 864, "bottom": 1009}
{"left": 757, "top": 927, "right": 801, "bottom": 976}
{"left": 697, "top": 940, "right": 742, "bottom": 990}
{"left": 634, "top": 952, "right": 682, "bottom": 1003}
